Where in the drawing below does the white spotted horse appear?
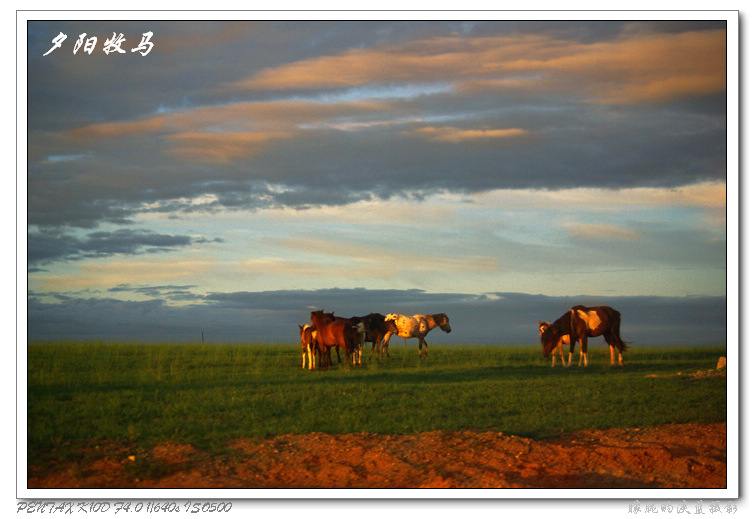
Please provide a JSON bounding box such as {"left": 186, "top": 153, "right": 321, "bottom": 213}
{"left": 540, "top": 305, "right": 627, "bottom": 367}
{"left": 383, "top": 313, "right": 451, "bottom": 358}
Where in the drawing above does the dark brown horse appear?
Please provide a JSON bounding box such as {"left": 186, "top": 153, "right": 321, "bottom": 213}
{"left": 540, "top": 305, "right": 627, "bottom": 367}
{"left": 354, "top": 313, "right": 399, "bottom": 360}
{"left": 311, "top": 310, "right": 359, "bottom": 368}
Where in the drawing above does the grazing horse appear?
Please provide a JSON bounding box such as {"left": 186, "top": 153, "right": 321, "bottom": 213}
{"left": 540, "top": 305, "right": 627, "bottom": 367}
{"left": 538, "top": 321, "right": 570, "bottom": 367}
{"left": 310, "top": 310, "right": 360, "bottom": 368}
{"left": 383, "top": 313, "right": 451, "bottom": 358}
{"left": 298, "top": 324, "right": 318, "bottom": 370}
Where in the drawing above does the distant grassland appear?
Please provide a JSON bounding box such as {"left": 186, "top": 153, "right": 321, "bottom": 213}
{"left": 27, "top": 342, "right": 727, "bottom": 465}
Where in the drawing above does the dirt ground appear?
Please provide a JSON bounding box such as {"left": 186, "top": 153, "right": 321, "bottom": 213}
{"left": 28, "top": 422, "right": 726, "bottom": 489}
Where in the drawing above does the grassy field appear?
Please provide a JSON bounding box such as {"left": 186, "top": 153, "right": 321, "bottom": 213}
{"left": 26, "top": 342, "right": 727, "bottom": 467}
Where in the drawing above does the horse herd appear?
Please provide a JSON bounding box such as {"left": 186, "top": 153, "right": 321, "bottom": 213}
{"left": 299, "top": 310, "right": 451, "bottom": 370}
{"left": 299, "top": 305, "right": 627, "bottom": 370}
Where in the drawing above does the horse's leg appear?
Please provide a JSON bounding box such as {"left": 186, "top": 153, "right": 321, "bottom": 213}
{"left": 345, "top": 344, "right": 355, "bottom": 368}
{"left": 321, "top": 346, "right": 329, "bottom": 370}
{"left": 559, "top": 341, "right": 566, "bottom": 367}
{"left": 578, "top": 338, "right": 588, "bottom": 367}
{"left": 567, "top": 341, "right": 575, "bottom": 367}
{"left": 382, "top": 332, "right": 393, "bottom": 358}
{"left": 582, "top": 339, "right": 589, "bottom": 367}
{"left": 419, "top": 337, "right": 428, "bottom": 358}
{"left": 302, "top": 346, "right": 307, "bottom": 369}
{"left": 608, "top": 331, "right": 625, "bottom": 366}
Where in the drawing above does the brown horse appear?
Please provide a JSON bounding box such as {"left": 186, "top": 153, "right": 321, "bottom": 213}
{"left": 538, "top": 320, "right": 570, "bottom": 367}
{"left": 383, "top": 313, "right": 451, "bottom": 358}
{"left": 540, "top": 305, "right": 627, "bottom": 367}
{"left": 298, "top": 324, "right": 317, "bottom": 370}
{"left": 311, "top": 310, "right": 359, "bottom": 368}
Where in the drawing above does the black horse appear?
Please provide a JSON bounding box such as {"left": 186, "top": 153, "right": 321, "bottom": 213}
{"left": 540, "top": 305, "right": 627, "bottom": 367}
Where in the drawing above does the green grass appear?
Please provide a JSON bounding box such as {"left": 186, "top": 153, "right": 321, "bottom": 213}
{"left": 27, "top": 341, "right": 727, "bottom": 466}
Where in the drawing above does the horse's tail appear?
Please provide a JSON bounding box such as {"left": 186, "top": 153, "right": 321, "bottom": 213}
{"left": 610, "top": 309, "right": 628, "bottom": 353}
{"left": 613, "top": 334, "right": 629, "bottom": 353}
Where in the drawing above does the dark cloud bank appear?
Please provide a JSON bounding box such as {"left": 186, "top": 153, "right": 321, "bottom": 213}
{"left": 27, "top": 20, "right": 727, "bottom": 232}
{"left": 28, "top": 228, "right": 223, "bottom": 268}
{"left": 27, "top": 288, "right": 727, "bottom": 346}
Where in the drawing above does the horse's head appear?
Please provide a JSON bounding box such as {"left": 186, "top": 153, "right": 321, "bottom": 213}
{"left": 311, "top": 310, "right": 335, "bottom": 324}
{"left": 436, "top": 313, "right": 452, "bottom": 333}
{"left": 540, "top": 324, "right": 559, "bottom": 357}
{"left": 310, "top": 310, "right": 325, "bottom": 324}
{"left": 538, "top": 321, "right": 549, "bottom": 337}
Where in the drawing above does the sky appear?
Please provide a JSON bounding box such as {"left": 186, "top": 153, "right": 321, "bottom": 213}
{"left": 23, "top": 15, "right": 734, "bottom": 345}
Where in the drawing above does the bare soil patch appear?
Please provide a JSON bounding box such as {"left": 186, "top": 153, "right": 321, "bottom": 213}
{"left": 28, "top": 422, "right": 725, "bottom": 489}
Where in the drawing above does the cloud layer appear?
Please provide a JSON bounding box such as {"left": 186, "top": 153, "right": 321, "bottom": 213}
{"left": 25, "top": 19, "right": 731, "bottom": 344}
{"left": 28, "top": 20, "right": 727, "bottom": 229}
{"left": 27, "top": 288, "right": 726, "bottom": 346}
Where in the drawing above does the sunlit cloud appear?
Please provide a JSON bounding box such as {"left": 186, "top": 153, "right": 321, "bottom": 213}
{"left": 280, "top": 235, "right": 498, "bottom": 273}
{"left": 164, "top": 130, "right": 293, "bottom": 163}
{"left": 35, "top": 258, "right": 216, "bottom": 292}
{"left": 262, "top": 195, "right": 458, "bottom": 227}
{"left": 565, "top": 223, "right": 639, "bottom": 241}
{"left": 69, "top": 116, "right": 168, "bottom": 139}
{"left": 468, "top": 182, "right": 726, "bottom": 211}
{"left": 229, "top": 30, "right": 725, "bottom": 104}
{"left": 63, "top": 98, "right": 403, "bottom": 164}
{"left": 408, "top": 125, "right": 529, "bottom": 142}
